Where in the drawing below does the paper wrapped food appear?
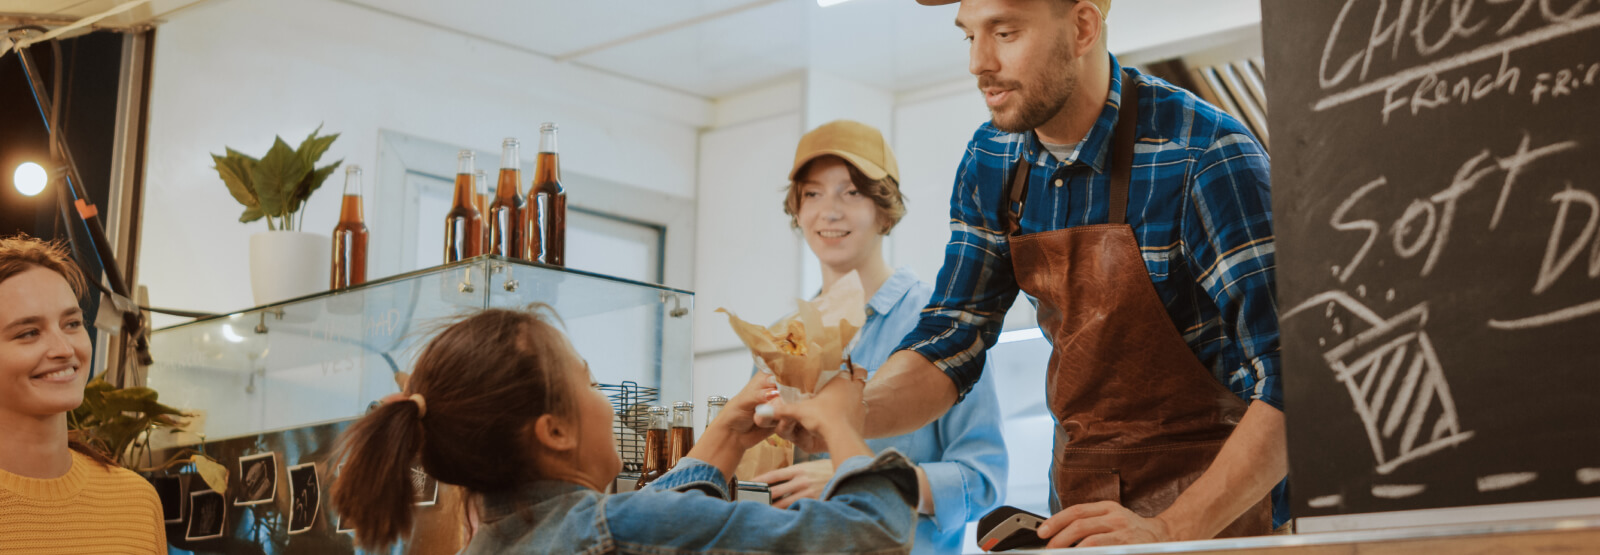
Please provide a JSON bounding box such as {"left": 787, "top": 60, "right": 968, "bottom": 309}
{"left": 735, "top": 434, "right": 795, "bottom": 479}
{"left": 717, "top": 271, "right": 867, "bottom": 402}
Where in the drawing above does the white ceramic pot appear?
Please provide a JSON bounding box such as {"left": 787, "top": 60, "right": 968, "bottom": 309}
{"left": 248, "top": 231, "right": 331, "bottom": 306}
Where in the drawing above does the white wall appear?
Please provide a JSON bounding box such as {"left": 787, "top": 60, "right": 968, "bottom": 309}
{"left": 691, "top": 78, "right": 806, "bottom": 408}
{"left": 139, "top": 0, "right": 709, "bottom": 324}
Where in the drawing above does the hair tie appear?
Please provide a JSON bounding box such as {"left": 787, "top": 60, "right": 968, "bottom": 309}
{"left": 408, "top": 393, "right": 427, "bottom": 419}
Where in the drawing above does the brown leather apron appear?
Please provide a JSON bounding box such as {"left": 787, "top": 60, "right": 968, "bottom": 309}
{"left": 1002, "top": 80, "right": 1271, "bottom": 538}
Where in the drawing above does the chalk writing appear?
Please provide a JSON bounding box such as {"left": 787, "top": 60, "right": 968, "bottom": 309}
{"left": 1287, "top": 292, "right": 1474, "bottom": 474}
{"left": 1317, "top": 0, "right": 1600, "bottom": 116}
{"left": 1327, "top": 133, "right": 1577, "bottom": 281}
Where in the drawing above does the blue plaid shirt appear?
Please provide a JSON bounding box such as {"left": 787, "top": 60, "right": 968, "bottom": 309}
{"left": 897, "top": 55, "right": 1282, "bottom": 413}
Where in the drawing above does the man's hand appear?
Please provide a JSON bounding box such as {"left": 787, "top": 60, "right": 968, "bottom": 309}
{"left": 768, "top": 400, "right": 829, "bottom": 453}
{"left": 1037, "top": 501, "right": 1172, "bottom": 548}
{"left": 751, "top": 459, "right": 834, "bottom": 509}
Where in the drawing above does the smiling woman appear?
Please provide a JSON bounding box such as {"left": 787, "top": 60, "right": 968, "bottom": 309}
{"left": 0, "top": 234, "right": 166, "bottom": 555}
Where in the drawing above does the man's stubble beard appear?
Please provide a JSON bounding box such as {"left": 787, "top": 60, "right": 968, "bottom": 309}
{"left": 985, "top": 34, "right": 1079, "bottom": 134}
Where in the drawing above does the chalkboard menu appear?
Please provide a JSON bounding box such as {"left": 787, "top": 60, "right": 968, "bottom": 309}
{"left": 1263, "top": 1, "right": 1600, "bottom": 518}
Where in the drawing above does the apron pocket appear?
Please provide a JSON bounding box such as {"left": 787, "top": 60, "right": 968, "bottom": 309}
{"left": 1053, "top": 468, "right": 1121, "bottom": 511}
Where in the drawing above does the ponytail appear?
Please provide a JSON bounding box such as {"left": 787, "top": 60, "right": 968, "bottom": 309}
{"left": 330, "top": 399, "right": 427, "bottom": 551}
{"left": 329, "top": 306, "right": 579, "bottom": 549}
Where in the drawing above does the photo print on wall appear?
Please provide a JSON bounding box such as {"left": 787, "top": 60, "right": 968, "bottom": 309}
{"left": 235, "top": 452, "right": 278, "bottom": 506}
{"left": 186, "top": 489, "right": 226, "bottom": 541}
{"left": 288, "top": 463, "right": 320, "bottom": 535}
{"left": 152, "top": 475, "right": 186, "bottom": 523}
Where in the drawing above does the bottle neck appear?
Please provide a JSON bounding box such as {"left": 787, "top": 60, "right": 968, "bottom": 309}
{"left": 704, "top": 405, "right": 723, "bottom": 429}
{"left": 501, "top": 141, "right": 520, "bottom": 170}
{"left": 453, "top": 173, "right": 477, "bottom": 208}
{"left": 533, "top": 151, "right": 561, "bottom": 188}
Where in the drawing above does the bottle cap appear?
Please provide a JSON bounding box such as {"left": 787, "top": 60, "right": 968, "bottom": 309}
{"left": 672, "top": 401, "right": 693, "bottom": 410}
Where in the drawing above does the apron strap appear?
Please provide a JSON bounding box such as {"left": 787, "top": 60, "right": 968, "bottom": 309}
{"left": 1002, "top": 147, "right": 1030, "bottom": 235}
{"left": 1000, "top": 73, "right": 1141, "bottom": 232}
{"left": 1108, "top": 75, "right": 1138, "bottom": 225}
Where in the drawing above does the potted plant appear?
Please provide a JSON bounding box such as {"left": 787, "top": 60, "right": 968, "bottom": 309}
{"left": 68, "top": 378, "right": 228, "bottom": 494}
{"left": 212, "top": 125, "right": 342, "bottom": 306}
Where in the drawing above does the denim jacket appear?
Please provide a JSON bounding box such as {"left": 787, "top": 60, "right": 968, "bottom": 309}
{"left": 464, "top": 450, "right": 919, "bottom": 554}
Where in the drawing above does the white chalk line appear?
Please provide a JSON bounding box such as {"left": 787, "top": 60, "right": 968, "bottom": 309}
{"left": 1314, "top": 12, "right": 1600, "bottom": 112}
{"left": 1477, "top": 472, "right": 1538, "bottom": 492}
{"left": 1489, "top": 297, "right": 1600, "bottom": 330}
{"left": 1372, "top": 484, "right": 1427, "bottom": 498}
{"left": 1308, "top": 494, "right": 1343, "bottom": 508}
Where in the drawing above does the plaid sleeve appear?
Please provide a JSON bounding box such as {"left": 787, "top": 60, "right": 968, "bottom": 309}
{"left": 896, "top": 130, "right": 1021, "bottom": 399}
{"left": 1184, "top": 131, "right": 1282, "bottom": 410}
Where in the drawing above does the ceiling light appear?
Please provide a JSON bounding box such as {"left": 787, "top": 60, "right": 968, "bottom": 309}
{"left": 13, "top": 162, "right": 46, "bottom": 196}
{"left": 818, "top": 0, "right": 857, "bottom": 6}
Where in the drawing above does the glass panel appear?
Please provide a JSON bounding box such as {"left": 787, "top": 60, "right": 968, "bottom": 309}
{"left": 148, "top": 256, "right": 689, "bottom": 443}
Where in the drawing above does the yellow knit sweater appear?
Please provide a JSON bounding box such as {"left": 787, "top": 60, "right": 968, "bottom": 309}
{"left": 0, "top": 450, "right": 166, "bottom": 554}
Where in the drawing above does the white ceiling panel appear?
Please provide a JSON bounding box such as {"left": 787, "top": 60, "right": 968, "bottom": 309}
{"left": 338, "top": 0, "right": 767, "bottom": 59}
{"left": 571, "top": 0, "right": 809, "bottom": 98}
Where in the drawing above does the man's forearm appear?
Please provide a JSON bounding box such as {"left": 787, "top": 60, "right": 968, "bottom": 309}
{"left": 1156, "top": 401, "right": 1287, "bottom": 540}
{"left": 863, "top": 350, "right": 958, "bottom": 438}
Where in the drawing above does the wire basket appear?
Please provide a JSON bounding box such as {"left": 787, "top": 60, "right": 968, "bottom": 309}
{"left": 600, "top": 381, "right": 659, "bottom": 473}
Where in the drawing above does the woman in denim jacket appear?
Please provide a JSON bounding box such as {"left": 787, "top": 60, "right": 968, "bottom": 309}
{"left": 330, "top": 307, "right": 919, "bottom": 554}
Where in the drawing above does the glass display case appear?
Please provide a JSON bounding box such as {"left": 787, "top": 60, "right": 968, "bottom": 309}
{"left": 147, "top": 254, "right": 693, "bottom": 446}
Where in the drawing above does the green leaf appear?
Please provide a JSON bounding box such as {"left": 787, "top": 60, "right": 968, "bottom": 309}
{"left": 239, "top": 206, "right": 264, "bottom": 223}
{"left": 212, "top": 152, "right": 258, "bottom": 209}
{"left": 252, "top": 137, "right": 310, "bottom": 218}
{"left": 193, "top": 455, "right": 229, "bottom": 493}
{"left": 294, "top": 123, "right": 339, "bottom": 168}
{"left": 289, "top": 159, "right": 342, "bottom": 214}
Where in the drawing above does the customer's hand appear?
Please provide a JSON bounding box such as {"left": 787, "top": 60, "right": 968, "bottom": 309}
{"left": 753, "top": 459, "right": 834, "bottom": 509}
{"left": 716, "top": 371, "right": 782, "bottom": 450}
{"left": 770, "top": 364, "right": 871, "bottom": 463}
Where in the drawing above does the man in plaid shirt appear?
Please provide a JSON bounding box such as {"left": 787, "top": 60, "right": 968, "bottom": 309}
{"left": 780, "top": 0, "right": 1287, "bottom": 548}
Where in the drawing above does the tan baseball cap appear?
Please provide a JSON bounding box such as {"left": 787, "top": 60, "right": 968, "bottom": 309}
{"left": 790, "top": 120, "right": 900, "bottom": 183}
{"left": 914, "top": 0, "right": 1110, "bottom": 18}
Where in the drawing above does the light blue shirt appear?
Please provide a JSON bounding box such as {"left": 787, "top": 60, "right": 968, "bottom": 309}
{"left": 827, "top": 267, "right": 1010, "bottom": 554}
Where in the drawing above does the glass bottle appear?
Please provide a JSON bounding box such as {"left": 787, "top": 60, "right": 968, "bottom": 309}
{"left": 473, "top": 169, "right": 490, "bottom": 249}
{"left": 444, "top": 150, "right": 484, "bottom": 263}
{"left": 638, "top": 406, "right": 671, "bottom": 487}
{"left": 488, "top": 138, "right": 525, "bottom": 259}
{"left": 330, "top": 165, "right": 369, "bottom": 289}
{"left": 526, "top": 122, "right": 566, "bottom": 266}
{"left": 668, "top": 401, "right": 695, "bottom": 468}
{"left": 705, "top": 396, "right": 733, "bottom": 486}
{"left": 705, "top": 396, "right": 727, "bottom": 431}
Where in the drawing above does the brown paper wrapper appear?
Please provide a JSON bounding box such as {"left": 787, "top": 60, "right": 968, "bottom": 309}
{"left": 735, "top": 434, "right": 794, "bottom": 480}
{"left": 718, "top": 271, "right": 867, "bottom": 400}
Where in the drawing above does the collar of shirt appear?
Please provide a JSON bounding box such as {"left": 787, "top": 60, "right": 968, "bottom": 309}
{"left": 1020, "top": 54, "right": 1128, "bottom": 175}
{"left": 865, "top": 267, "right": 919, "bottom": 318}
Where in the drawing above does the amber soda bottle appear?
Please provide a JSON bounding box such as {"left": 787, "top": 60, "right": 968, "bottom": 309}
{"left": 526, "top": 123, "right": 566, "bottom": 266}
{"left": 638, "top": 406, "right": 671, "bottom": 487}
{"left": 474, "top": 169, "right": 490, "bottom": 249}
{"left": 488, "top": 138, "right": 526, "bottom": 258}
{"left": 668, "top": 401, "right": 695, "bottom": 468}
{"left": 330, "top": 165, "right": 369, "bottom": 289}
{"left": 443, "top": 150, "right": 484, "bottom": 263}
